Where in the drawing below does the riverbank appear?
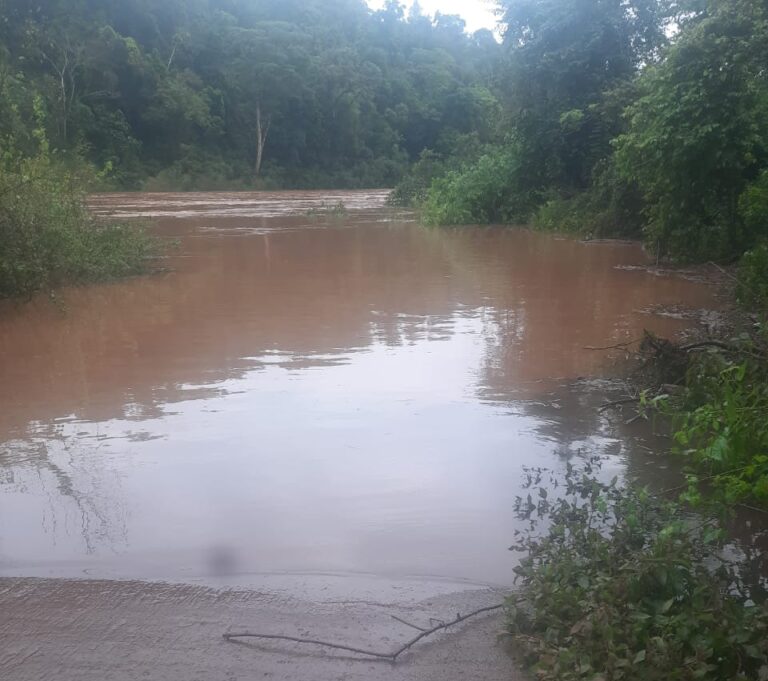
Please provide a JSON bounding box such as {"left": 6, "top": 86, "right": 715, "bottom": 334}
{"left": 0, "top": 577, "right": 522, "bottom": 681}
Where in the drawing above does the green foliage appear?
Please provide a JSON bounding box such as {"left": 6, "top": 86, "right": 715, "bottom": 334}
{"left": 508, "top": 460, "right": 768, "bottom": 681}
{"left": 736, "top": 172, "right": 768, "bottom": 303}
{"left": 533, "top": 160, "right": 646, "bottom": 237}
{"left": 421, "top": 144, "right": 537, "bottom": 225}
{"left": 411, "top": 0, "right": 768, "bottom": 266}
{"left": 0, "top": 0, "right": 501, "bottom": 190}
{"left": 739, "top": 171, "right": 768, "bottom": 243}
{"left": 532, "top": 194, "right": 586, "bottom": 234}
{"left": 737, "top": 242, "right": 768, "bottom": 312}
{"left": 672, "top": 350, "right": 768, "bottom": 507}
{"left": 0, "top": 149, "right": 156, "bottom": 299}
{"left": 388, "top": 150, "right": 447, "bottom": 207}
{"left": 614, "top": 0, "right": 768, "bottom": 260}
{"left": 500, "top": 0, "right": 669, "bottom": 194}
{"left": 142, "top": 150, "right": 253, "bottom": 191}
{"left": 416, "top": 0, "right": 669, "bottom": 230}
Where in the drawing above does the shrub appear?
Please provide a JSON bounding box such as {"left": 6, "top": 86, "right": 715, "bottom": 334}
{"left": 421, "top": 144, "right": 538, "bottom": 225}
{"left": 672, "top": 350, "right": 768, "bottom": 507}
{"left": 388, "top": 150, "right": 446, "bottom": 207}
{"left": 0, "top": 153, "right": 156, "bottom": 298}
{"left": 737, "top": 242, "right": 768, "bottom": 312}
{"left": 739, "top": 171, "right": 768, "bottom": 248}
{"left": 507, "top": 460, "right": 768, "bottom": 681}
{"left": 534, "top": 161, "right": 645, "bottom": 238}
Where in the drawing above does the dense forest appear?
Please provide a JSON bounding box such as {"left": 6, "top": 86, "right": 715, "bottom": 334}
{"left": 398, "top": 0, "right": 768, "bottom": 266}
{"left": 4, "top": 0, "right": 767, "bottom": 264}
{"left": 0, "top": 0, "right": 500, "bottom": 189}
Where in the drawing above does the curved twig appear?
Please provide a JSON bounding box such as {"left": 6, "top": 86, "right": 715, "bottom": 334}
{"left": 223, "top": 602, "right": 505, "bottom": 662}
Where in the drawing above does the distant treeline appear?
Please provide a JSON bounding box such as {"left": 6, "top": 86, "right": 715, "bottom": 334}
{"left": 397, "top": 0, "right": 768, "bottom": 264}
{"left": 0, "top": 0, "right": 500, "bottom": 190}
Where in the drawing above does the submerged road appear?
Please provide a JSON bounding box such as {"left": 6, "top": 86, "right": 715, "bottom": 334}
{"left": 0, "top": 577, "right": 523, "bottom": 681}
{"left": 0, "top": 190, "right": 722, "bottom": 679}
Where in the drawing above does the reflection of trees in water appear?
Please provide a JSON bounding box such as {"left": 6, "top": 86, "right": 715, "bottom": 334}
{"left": 0, "top": 216, "right": 723, "bottom": 565}
{"left": 1, "top": 427, "right": 128, "bottom": 556}
{"left": 495, "top": 378, "right": 768, "bottom": 596}
{"left": 0, "top": 220, "right": 716, "bottom": 435}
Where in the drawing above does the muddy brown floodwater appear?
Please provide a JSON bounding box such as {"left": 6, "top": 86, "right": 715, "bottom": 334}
{"left": 0, "top": 191, "right": 726, "bottom": 680}
{"left": 0, "top": 190, "right": 721, "bottom": 588}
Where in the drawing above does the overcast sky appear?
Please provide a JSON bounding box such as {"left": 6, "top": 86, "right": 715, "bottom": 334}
{"left": 366, "top": 1, "right": 500, "bottom": 34}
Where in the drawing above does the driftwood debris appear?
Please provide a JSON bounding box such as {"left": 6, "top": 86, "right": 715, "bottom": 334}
{"left": 223, "top": 602, "right": 505, "bottom": 662}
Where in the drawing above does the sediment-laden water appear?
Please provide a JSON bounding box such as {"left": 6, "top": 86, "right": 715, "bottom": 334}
{"left": 0, "top": 190, "right": 720, "bottom": 586}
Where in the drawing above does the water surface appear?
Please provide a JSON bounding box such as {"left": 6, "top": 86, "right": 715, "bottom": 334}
{"left": 0, "top": 191, "right": 719, "bottom": 586}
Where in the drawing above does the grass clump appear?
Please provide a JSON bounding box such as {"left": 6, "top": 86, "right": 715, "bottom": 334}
{"left": 507, "top": 460, "right": 768, "bottom": 681}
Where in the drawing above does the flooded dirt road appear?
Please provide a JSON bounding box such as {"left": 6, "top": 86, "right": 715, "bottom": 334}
{"left": 0, "top": 190, "right": 720, "bottom": 587}
{"left": 1, "top": 577, "right": 520, "bottom": 681}
{"left": 0, "top": 190, "right": 722, "bottom": 680}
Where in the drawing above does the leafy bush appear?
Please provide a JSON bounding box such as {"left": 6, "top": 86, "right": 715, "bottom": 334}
{"left": 388, "top": 150, "right": 447, "bottom": 207}
{"left": 631, "top": 332, "right": 768, "bottom": 508}
{"left": 421, "top": 144, "right": 538, "bottom": 225}
{"left": 508, "top": 460, "right": 768, "bottom": 681}
{"left": 737, "top": 242, "right": 768, "bottom": 312}
{"left": 143, "top": 149, "right": 253, "bottom": 191}
{"left": 532, "top": 192, "right": 587, "bottom": 234}
{"left": 613, "top": 0, "right": 768, "bottom": 261}
{"left": 672, "top": 350, "right": 768, "bottom": 506}
{"left": 534, "top": 161, "right": 645, "bottom": 238}
{"left": 0, "top": 152, "right": 156, "bottom": 298}
{"left": 739, "top": 171, "right": 768, "bottom": 246}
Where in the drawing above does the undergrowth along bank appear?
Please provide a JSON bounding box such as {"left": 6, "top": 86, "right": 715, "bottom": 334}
{"left": 507, "top": 460, "right": 768, "bottom": 681}
{"left": 1, "top": 110, "right": 159, "bottom": 300}
{"left": 506, "top": 264, "right": 768, "bottom": 680}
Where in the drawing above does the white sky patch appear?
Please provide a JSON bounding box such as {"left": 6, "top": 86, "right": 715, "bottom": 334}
{"left": 366, "top": 0, "right": 500, "bottom": 34}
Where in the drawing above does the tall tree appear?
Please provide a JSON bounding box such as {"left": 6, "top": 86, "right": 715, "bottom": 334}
{"left": 615, "top": 0, "right": 768, "bottom": 259}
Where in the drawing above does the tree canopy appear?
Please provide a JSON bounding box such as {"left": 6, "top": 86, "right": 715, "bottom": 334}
{"left": 412, "top": 0, "right": 768, "bottom": 263}
{"left": 0, "top": 0, "right": 501, "bottom": 189}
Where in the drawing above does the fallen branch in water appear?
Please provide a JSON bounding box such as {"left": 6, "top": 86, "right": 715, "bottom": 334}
{"left": 223, "top": 602, "right": 506, "bottom": 662}
{"left": 584, "top": 338, "right": 642, "bottom": 351}
{"left": 598, "top": 396, "right": 639, "bottom": 412}
{"left": 679, "top": 340, "right": 738, "bottom": 353}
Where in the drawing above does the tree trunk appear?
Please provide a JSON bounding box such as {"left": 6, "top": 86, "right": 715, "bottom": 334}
{"left": 255, "top": 103, "right": 271, "bottom": 177}
{"left": 40, "top": 41, "right": 78, "bottom": 145}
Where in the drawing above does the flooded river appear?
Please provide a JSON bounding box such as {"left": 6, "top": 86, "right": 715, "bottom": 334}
{"left": 0, "top": 190, "right": 720, "bottom": 587}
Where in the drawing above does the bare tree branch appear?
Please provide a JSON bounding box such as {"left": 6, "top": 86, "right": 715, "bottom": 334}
{"left": 223, "top": 602, "right": 506, "bottom": 662}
